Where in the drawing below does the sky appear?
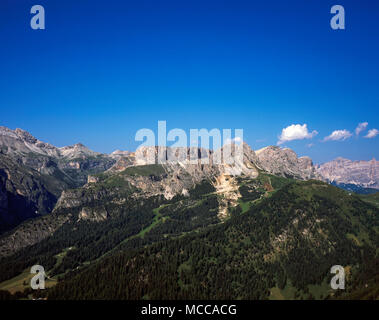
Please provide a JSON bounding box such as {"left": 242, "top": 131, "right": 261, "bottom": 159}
{"left": 0, "top": 0, "right": 378, "bottom": 164}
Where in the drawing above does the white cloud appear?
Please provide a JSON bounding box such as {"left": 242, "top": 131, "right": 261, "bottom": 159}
{"left": 323, "top": 129, "right": 352, "bottom": 141}
{"left": 355, "top": 122, "right": 368, "bottom": 135}
{"left": 364, "top": 128, "right": 379, "bottom": 139}
{"left": 277, "top": 124, "right": 318, "bottom": 145}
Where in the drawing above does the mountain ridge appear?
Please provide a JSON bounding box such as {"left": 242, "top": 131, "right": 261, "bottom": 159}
{"left": 0, "top": 125, "right": 377, "bottom": 238}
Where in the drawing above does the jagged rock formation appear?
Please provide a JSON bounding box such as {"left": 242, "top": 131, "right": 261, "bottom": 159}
{"left": 255, "top": 146, "right": 320, "bottom": 180}
{"left": 0, "top": 127, "right": 60, "bottom": 157}
{"left": 53, "top": 143, "right": 261, "bottom": 222}
{"left": 316, "top": 157, "right": 379, "bottom": 190}
{"left": 108, "top": 143, "right": 260, "bottom": 176}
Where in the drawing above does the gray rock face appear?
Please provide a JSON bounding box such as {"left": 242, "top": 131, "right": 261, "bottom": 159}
{"left": 0, "top": 155, "right": 58, "bottom": 233}
{"left": 255, "top": 146, "right": 320, "bottom": 180}
{"left": 109, "top": 143, "right": 260, "bottom": 177}
{"left": 316, "top": 157, "right": 379, "bottom": 189}
{"left": 56, "top": 143, "right": 324, "bottom": 216}
{"left": 0, "top": 127, "right": 98, "bottom": 160}
{"left": 0, "top": 127, "right": 60, "bottom": 157}
{"left": 55, "top": 144, "right": 262, "bottom": 216}
{"left": 107, "top": 143, "right": 320, "bottom": 185}
{"left": 78, "top": 206, "right": 108, "bottom": 222}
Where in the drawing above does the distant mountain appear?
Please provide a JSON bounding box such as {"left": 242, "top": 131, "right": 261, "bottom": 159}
{"left": 0, "top": 126, "right": 115, "bottom": 233}
{"left": 316, "top": 157, "right": 379, "bottom": 192}
{"left": 0, "top": 127, "right": 115, "bottom": 184}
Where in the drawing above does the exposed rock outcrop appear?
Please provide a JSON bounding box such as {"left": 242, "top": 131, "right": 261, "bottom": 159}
{"left": 78, "top": 206, "right": 108, "bottom": 222}
{"left": 256, "top": 146, "right": 320, "bottom": 180}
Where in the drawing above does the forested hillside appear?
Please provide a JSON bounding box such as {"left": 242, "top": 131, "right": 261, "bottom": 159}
{"left": 0, "top": 169, "right": 377, "bottom": 300}
{"left": 46, "top": 179, "right": 378, "bottom": 300}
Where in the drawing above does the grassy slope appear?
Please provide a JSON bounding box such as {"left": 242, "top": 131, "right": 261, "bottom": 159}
{"left": 0, "top": 246, "right": 76, "bottom": 293}
{"left": 0, "top": 269, "right": 57, "bottom": 294}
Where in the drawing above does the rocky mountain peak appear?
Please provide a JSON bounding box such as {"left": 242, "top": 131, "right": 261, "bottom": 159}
{"left": 255, "top": 145, "right": 320, "bottom": 180}
{"left": 14, "top": 128, "right": 38, "bottom": 144}
{"left": 0, "top": 126, "right": 59, "bottom": 156}
{"left": 0, "top": 126, "right": 19, "bottom": 139}
{"left": 58, "top": 143, "right": 99, "bottom": 160}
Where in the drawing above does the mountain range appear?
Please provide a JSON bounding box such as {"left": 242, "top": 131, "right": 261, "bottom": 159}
{"left": 0, "top": 126, "right": 377, "bottom": 300}
{"left": 316, "top": 157, "right": 379, "bottom": 193}
{"left": 0, "top": 126, "right": 377, "bottom": 232}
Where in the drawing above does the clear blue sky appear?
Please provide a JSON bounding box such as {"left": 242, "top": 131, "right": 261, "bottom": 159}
{"left": 0, "top": 0, "right": 378, "bottom": 163}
